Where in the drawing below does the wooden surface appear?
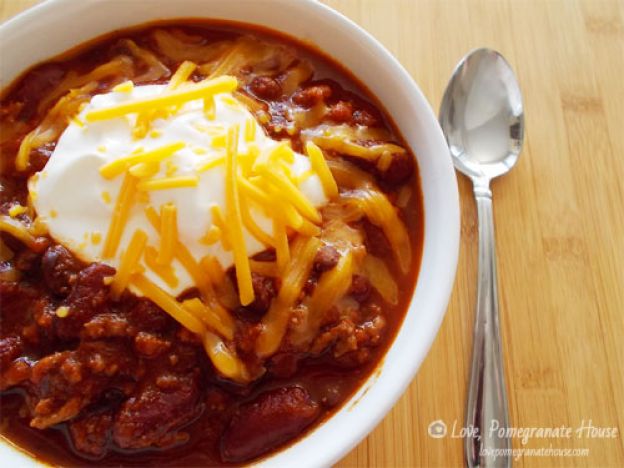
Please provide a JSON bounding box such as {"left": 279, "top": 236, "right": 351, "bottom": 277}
{"left": 2, "top": 0, "right": 624, "bottom": 466}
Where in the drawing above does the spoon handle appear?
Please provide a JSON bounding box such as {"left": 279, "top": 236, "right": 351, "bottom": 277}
{"left": 465, "top": 184, "right": 511, "bottom": 468}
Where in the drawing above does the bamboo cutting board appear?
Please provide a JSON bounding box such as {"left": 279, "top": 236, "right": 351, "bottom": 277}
{"left": 2, "top": 1, "right": 623, "bottom": 466}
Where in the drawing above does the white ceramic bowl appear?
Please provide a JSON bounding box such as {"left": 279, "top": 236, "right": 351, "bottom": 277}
{"left": 0, "top": 0, "right": 459, "bottom": 466}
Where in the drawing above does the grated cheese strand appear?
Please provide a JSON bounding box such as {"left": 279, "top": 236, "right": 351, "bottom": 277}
{"left": 145, "top": 206, "right": 211, "bottom": 299}
{"left": 249, "top": 259, "right": 278, "bottom": 277}
{"left": 240, "top": 196, "right": 275, "bottom": 248}
{"left": 306, "top": 141, "right": 339, "bottom": 199}
{"left": 99, "top": 141, "right": 185, "bottom": 179}
{"left": 168, "top": 61, "right": 197, "bottom": 90}
{"left": 224, "top": 124, "right": 254, "bottom": 306}
{"left": 203, "top": 95, "right": 216, "bottom": 120}
{"left": 112, "top": 81, "right": 134, "bottom": 93}
{"left": 110, "top": 229, "right": 148, "bottom": 299}
{"left": 182, "top": 297, "right": 234, "bottom": 341}
{"left": 196, "top": 154, "right": 225, "bottom": 173}
{"left": 273, "top": 219, "right": 290, "bottom": 274}
{"left": 0, "top": 216, "right": 39, "bottom": 250}
{"left": 15, "top": 132, "right": 35, "bottom": 171}
{"left": 244, "top": 116, "right": 256, "bottom": 142}
{"left": 128, "top": 161, "right": 160, "bottom": 178}
{"left": 157, "top": 203, "right": 177, "bottom": 266}
{"left": 310, "top": 136, "right": 406, "bottom": 161}
{"left": 202, "top": 331, "right": 248, "bottom": 382}
{"left": 260, "top": 168, "right": 321, "bottom": 223}
{"left": 85, "top": 75, "right": 238, "bottom": 122}
{"left": 102, "top": 173, "right": 137, "bottom": 259}
{"left": 131, "top": 274, "right": 205, "bottom": 335}
{"left": 256, "top": 236, "right": 322, "bottom": 357}
{"left": 144, "top": 245, "right": 179, "bottom": 288}
{"left": 137, "top": 175, "right": 199, "bottom": 191}
{"left": 199, "top": 225, "right": 222, "bottom": 245}
{"left": 8, "top": 205, "right": 28, "bottom": 218}
{"left": 210, "top": 205, "right": 231, "bottom": 251}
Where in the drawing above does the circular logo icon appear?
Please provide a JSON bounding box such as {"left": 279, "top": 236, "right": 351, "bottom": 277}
{"left": 428, "top": 420, "right": 447, "bottom": 438}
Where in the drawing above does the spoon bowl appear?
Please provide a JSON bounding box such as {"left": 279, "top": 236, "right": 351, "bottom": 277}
{"left": 440, "top": 48, "right": 524, "bottom": 183}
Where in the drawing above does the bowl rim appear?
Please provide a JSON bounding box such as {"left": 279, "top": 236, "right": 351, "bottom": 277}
{"left": 0, "top": 1, "right": 460, "bottom": 466}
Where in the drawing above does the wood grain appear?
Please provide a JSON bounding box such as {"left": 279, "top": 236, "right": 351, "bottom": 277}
{"left": 2, "top": 0, "right": 623, "bottom": 466}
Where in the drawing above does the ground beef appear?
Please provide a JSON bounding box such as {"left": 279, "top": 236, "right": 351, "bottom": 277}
{"left": 310, "top": 314, "right": 386, "bottom": 365}
{"left": 13, "top": 249, "right": 40, "bottom": 274}
{"left": 221, "top": 386, "right": 320, "bottom": 462}
{"left": 350, "top": 274, "right": 371, "bottom": 303}
{"left": 352, "top": 108, "right": 379, "bottom": 127}
{"left": 82, "top": 314, "right": 134, "bottom": 340}
{"left": 248, "top": 76, "right": 282, "bottom": 100}
{"left": 0, "top": 336, "right": 22, "bottom": 369}
{"left": 326, "top": 100, "right": 353, "bottom": 123}
{"left": 267, "top": 352, "right": 300, "bottom": 379}
{"left": 134, "top": 332, "right": 171, "bottom": 358}
{"left": 313, "top": 244, "right": 340, "bottom": 273}
{"left": 292, "top": 84, "right": 332, "bottom": 107}
{"left": 41, "top": 244, "right": 82, "bottom": 296}
{"left": 69, "top": 411, "right": 113, "bottom": 458}
{"left": 28, "top": 341, "right": 136, "bottom": 429}
{"left": 126, "top": 298, "right": 173, "bottom": 333}
{"left": 54, "top": 263, "right": 115, "bottom": 339}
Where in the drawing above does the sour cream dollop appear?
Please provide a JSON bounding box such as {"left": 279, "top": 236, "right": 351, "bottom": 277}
{"left": 32, "top": 84, "right": 326, "bottom": 295}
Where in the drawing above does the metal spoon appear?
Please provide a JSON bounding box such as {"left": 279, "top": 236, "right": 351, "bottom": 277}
{"left": 439, "top": 48, "right": 524, "bottom": 468}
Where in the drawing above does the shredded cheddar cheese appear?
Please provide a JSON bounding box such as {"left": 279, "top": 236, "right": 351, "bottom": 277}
{"left": 15, "top": 132, "right": 35, "bottom": 171}
{"left": 376, "top": 150, "right": 393, "bottom": 171}
{"left": 157, "top": 204, "right": 177, "bottom": 266}
{"left": 224, "top": 124, "right": 254, "bottom": 306}
{"left": 244, "top": 117, "right": 256, "bottom": 141}
{"left": 240, "top": 198, "right": 274, "bottom": 247}
{"left": 99, "top": 141, "right": 185, "bottom": 179}
{"left": 273, "top": 219, "right": 290, "bottom": 274}
{"left": 200, "top": 225, "right": 222, "bottom": 245}
{"left": 309, "top": 136, "right": 406, "bottom": 161}
{"left": 211, "top": 134, "right": 227, "bottom": 148}
{"left": 86, "top": 75, "right": 238, "bottom": 122}
{"left": 128, "top": 161, "right": 160, "bottom": 178}
{"left": 196, "top": 154, "right": 225, "bottom": 173}
{"left": 203, "top": 95, "right": 216, "bottom": 120}
{"left": 8, "top": 205, "right": 27, "bottom": 218}
{"left": 202, "top": 331, "right": 248, "bottom": 382}
{"left": 113, "top": 81, "right": 134, "bottom": 93}
{"left": 137, "top": 175, "right": 199, "bottom": 191}
{"left": 256, "top": 236, "right": 321, "bottom": 357}
{"left": 110, "top": 229, "right": 148, "bottom": 299}
{"left": 101, "top": 173, "right": 137, "bottom": 259}
{"left": 168, "top": 61, "right": 197, "bottom": 90}
{"left": 131, "top": 274, "right": 204, "bottom": 335}
{"left": 259, "top": 168, "right": 321, "bottom": 223}
{"left": 182, "top": 297, "right": 234, "bottom": 341}
{"left": 0, "top": 215, "right": 37, "bottom": 250}
{"left": 144, "top": 245, "right": 179, "bottom": 288}
{"left": 306, "top": 141, "right": 339, "bottom": 199}
{"left": 249, "top": 259, "right": 278, "bottom": 277}
{"left": 210, "top": 204, "right": 231, "bottom": 251}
